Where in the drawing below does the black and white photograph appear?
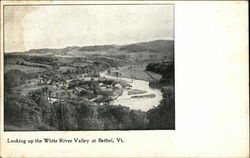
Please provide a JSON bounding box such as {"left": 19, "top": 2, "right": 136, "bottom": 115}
{"left": 3, "top": 4, "right": 174, "bottom": 131}
{"left": 1, "top": 1, "right": 249, "bottom": 158}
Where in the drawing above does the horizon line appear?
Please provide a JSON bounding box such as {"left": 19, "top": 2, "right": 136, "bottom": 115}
{"left": 5, "top": 38, "right": 174, "bottom": 54}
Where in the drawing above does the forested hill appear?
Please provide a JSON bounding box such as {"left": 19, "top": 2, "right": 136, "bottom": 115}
{"left": 119, "top": 40, "right": 174, "bottom": 53}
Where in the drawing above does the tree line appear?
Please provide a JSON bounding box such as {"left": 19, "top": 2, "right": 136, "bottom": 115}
{"left": 4, "top": 88, "right": 148, "bottom": 130}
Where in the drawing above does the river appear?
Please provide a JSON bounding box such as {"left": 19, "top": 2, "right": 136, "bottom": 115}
{"left": 100, "top": 71, "right": 162, "bottom": 112}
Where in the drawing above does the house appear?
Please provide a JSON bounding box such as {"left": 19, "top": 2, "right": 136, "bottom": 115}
{"left": 97, "top": 95, "right": 103, "bottom": 98}
{"left": 114, "top": 83, "right": 122, "bottom": 88}
{"left": 99, "top": 83, "right": 104, "bottom": 86}
{"left": 63, "top": 83, "right": 69, "bottom": 89}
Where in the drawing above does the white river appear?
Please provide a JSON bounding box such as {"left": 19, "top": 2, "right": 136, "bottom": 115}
{"left": 100, "top": 72, "right": 162, "bottom": 111}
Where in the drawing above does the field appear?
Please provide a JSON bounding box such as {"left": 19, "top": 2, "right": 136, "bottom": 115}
{"left": 59, "top": 66, "right": 76, "bottom": 73}
{"left": 4, "top": 64, "right": 46, "bottom": 73}
{"left": 13, "top": 85, "right": 43, "bottom": 95}
{"left": 108, "top": 64, "right": 162, "bottom": 81}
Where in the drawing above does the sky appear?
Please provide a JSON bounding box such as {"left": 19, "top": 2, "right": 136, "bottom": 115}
{"left": 4, "top": 5, "right": 173, "bottom": 52}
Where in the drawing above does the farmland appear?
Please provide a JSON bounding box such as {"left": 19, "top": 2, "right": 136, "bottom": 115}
{"left": 107, "top": 64, "right": 162, "bottom": 81}
{"left": 4, "top": 65, "right": 47, "bottom": 73}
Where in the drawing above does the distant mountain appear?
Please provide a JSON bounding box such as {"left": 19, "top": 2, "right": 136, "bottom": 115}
{"left": 27, "top": 46, "right": 80, "bottom": 55}
{"left": 27, "top": 48, "right": 60, "bottom": 54}
{"left": 79, "top": 45, "right": 115, "bottom": 52}
{"left": 16, "top": 39, "right": 173, "bottom": 56}
{"left": 119, "top": 44, "right": 148, "bottom": 52}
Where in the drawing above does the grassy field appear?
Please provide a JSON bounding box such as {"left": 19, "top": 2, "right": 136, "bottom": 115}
{"left": 5, "top": 64, "right": 47, "bottom": 73}
{"left": 59, "top": 66, "right": 76, "bottom": 73}
{"left": 108, "top": 64, "right": 162, "bottom": 81}
{"left": 22, "top": 61, "right": 52, "bottom": 69}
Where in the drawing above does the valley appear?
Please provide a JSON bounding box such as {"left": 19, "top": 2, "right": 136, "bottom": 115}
{"left": 4, "top": 39, "right": 174, "bottom": 130}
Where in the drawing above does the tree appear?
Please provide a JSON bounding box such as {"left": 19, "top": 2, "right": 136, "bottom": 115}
{"left": 147, "top": 96, "right": 174, "bottom": 129}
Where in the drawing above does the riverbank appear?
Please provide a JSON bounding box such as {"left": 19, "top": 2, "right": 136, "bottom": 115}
{"left": 100, "top": 70, "right": 163, "bottom": 111}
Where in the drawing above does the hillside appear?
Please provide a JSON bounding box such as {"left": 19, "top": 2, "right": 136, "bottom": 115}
{"left": 79, "top": 45, "right": 115, "bottom": 51}
{"left": 119, "top": 40, "right": 174, "bottom": 53}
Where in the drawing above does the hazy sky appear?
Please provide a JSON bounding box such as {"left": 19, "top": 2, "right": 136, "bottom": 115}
{"left": 4, "top": 5, "right": 173, "bottom": 52}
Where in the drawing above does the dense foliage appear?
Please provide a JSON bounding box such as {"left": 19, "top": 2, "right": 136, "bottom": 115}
{"left": 4, "top": 70, "right": 36, "bottom": 93}
{"left": 146, "top": 62, "right": 174, "bottom": 87}
{"left": 146, "top": 62, "right": 175, "bottom": 129}
{"left": 147, "top": 95, "right": 175, "bottom": 129}
{"left": 4, "top": 88, "right": 148, "bottom": 131}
